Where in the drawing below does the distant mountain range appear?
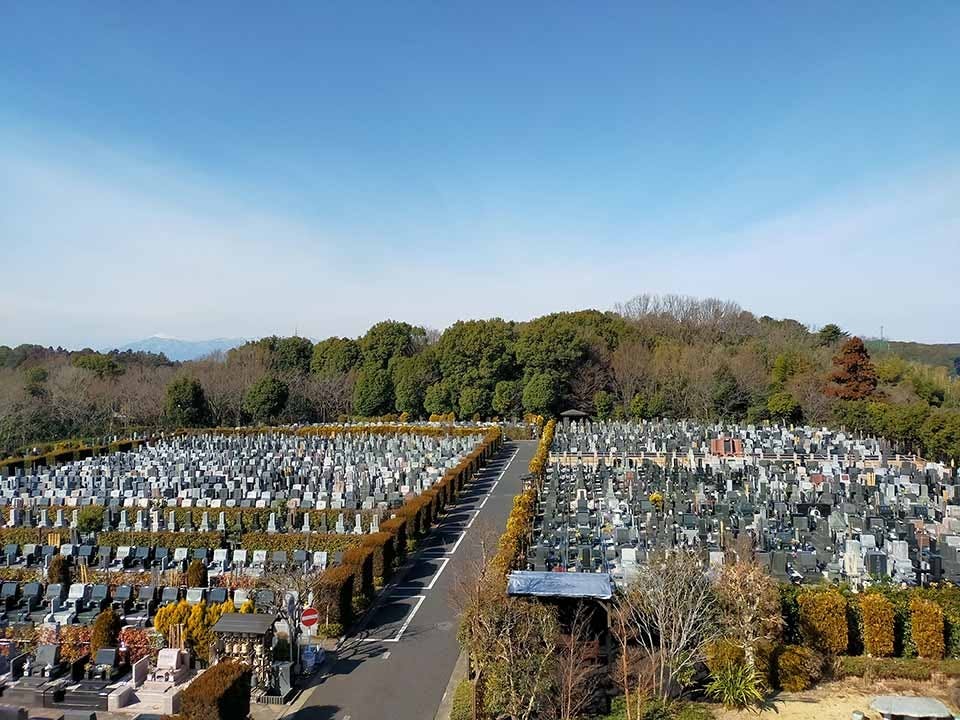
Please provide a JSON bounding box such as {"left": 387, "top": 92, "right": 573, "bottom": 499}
{"left": 106, "top": 335, "right": 246, "bottom": 362}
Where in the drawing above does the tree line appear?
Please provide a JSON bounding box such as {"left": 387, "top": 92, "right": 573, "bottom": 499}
{"left": 1, "top": 294, "right": 958, "bottom": 462}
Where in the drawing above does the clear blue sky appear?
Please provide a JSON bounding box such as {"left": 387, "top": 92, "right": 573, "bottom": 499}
{"left": 2, "top": 3, "right": 958, "bottom": 347}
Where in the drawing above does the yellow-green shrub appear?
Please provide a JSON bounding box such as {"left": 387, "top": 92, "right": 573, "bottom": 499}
{"left": 775, "top": 645, "right": 824, "bottom": 691}
{"left": 860, "top": 593, "right": 895, "bottom": 657}
{"left": 797, "top": 590, "right": 848, "bottom": 654}
{"left": 911, "top": 597, "right": 945, "bottom": 659}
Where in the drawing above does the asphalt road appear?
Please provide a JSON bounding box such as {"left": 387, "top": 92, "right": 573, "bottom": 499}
{"left": 287, "top": 440, "right": 536, "bottom": 720}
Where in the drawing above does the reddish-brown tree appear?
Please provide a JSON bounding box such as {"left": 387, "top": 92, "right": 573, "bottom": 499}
{"left": 825, "top": 337, "right": 878, "bottom": 400}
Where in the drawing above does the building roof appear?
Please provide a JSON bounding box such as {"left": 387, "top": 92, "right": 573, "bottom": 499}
{"left": 506, "top": 571, "right": 613, "bottom": 600}
{"left": 212, "top": 613, "right": 277, "bottom": 635}
{"left": 560, "top": 409, "right": 589, "bottom": 418}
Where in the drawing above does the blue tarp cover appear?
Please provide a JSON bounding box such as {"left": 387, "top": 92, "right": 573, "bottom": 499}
{"left": 506, "top": 571, "right": 613, "bottom": 600}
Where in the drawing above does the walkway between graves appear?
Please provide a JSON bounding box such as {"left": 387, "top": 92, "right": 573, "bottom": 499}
{"left": 284, "top": 440, "right": 536, "bottom": 720}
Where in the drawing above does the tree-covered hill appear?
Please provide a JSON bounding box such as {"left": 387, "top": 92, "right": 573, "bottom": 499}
{"left": 2, "top": 294, "right": 958, "bottom": 463}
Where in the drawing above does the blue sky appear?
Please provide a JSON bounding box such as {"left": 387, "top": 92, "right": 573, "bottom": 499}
{"left": 2, "top": 3, "right": 958, "bottom": 347}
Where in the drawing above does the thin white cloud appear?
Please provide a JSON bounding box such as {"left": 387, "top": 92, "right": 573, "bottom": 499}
{"left": 1, "top": 128, "right": 957, "bottom": 347}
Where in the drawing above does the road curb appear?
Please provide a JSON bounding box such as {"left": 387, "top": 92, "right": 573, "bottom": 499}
{"left": 434, "top": 649, "right": 469, "bottom": 720}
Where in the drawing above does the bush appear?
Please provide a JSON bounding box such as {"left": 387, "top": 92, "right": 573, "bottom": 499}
{"left": 314, "top": 565, "right": 355, "bottom": 628}
{"left": 704, "top": 638, "right": 745, "bottom": 673}
{"left": 860, "top": 592, "right": 895, "bottom": 657}
{"left": 317, "top": 623, "right": 343, "bottom": 639}
{"left": 47, "top": 554, "right": 71, "bottom": 585}
{"left": 180, "top": 659, "right": 251, "bottom": 720}
{"left": 837, "top": 655, "right": 933, "bottom": 681}
{"left": 911, "top": 597, "right": 946, "bottom": 659}
{"left": 77, "top": 505, "right": 104, "bottom": 534}
{"left": 90, "top": 608, "right": 122, "bottom": 656}
{"left": 797, "top": 590, "right": 848, "bottom": 654}
{"left": 186, "top": 559, "right": 208, "bottom": 588}
{"left": 450, "top": 679, "right": 475, "bottom": 720}
{"left": 706, "top": 663, "right": 765, "bottom": 710}
{"left": 775, "top": 645, "right": 824, "bottom": 692}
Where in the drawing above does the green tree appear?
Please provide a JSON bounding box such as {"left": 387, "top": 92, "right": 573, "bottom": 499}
{"left": 392, "top": 354, "right": 436, "bottom": 417}
{"left": 424, "top": 382, "right": 454, "bottom": 416}
{"left": 514, "top": 314, "right": 589, "bottom": 380}
{"left": 360, "top": 321, "right": 426, "bottom": 368}
{"left": 767, "top": 391, "right": 801, "bottom": 423}
{"left": 272, "top": 336, "right": 314, "bottom": 375}
{"left": 522, "top": 373, "right": 560, "bottom": 416}
{"left": 435, "top": 319, "right": 515, "bottom": 399}
{"left": 242, "top": 376, "right": 289, "bottom": 423}
{"left": 311, "top": 337, "right": 361, "bottom": 375}
{"left": 492, "top": 380, "right": 522, "bottom": 417}
{"left": 72, "top": 353, "right": 124, "bottom": 379}
{"left": 817, "top": 323, "right": 847, "bottom": 346}
{"left": 629, "top": 392, "right": 647, "bottom": 419}
{"left": 165, "top": 377, "right": 209, "bottom": 427}
{"left": 593, "top": 390, "right": 614, "bottom": 419}
{"left": 459, "top": 386, "right": 490, "bottom": 418}
{"left": 23, "top": 367, "right": 48, "bottom": 398}
{"left": 352, "top": 366, "right": 393, "bottom": 416}
{"left": 712, "top": 365, "right": 749, "bottom": 418}
{"left": 771, "top": 351, "right": 808, "bottom": 386}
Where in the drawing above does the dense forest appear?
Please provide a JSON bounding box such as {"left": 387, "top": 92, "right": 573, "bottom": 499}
{"left": 2, "top": 294, "right": 958, "bottom": 463}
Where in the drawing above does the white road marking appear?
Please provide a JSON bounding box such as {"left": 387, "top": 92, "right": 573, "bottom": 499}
{"left": 445, "top": 532, "right": 466, "bottom": 555}
{"left": 465, "top": 509, "right": 480, "bottom": 528}
{"left": 397, "top": 556, "right": 451, "bottom": 591}
{"left": 392, "top": 594, "right": 426, "bottom": 641}
{"left": 381, "top": 651, "right": 391, "bottom": 660}
{"left": 478, "top": 495, "right": 489, "bottom": 509}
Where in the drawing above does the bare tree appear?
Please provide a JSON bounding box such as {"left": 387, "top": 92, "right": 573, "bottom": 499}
{"left": 714, "top": 561, "right": 782, "bottom": 668}
{"left": 550, "top": 602, "right": 603, "bottom": 720}
{"left": 610, "top": 339, "right": 652, "bottom": 407}
{"left": 451, "top": 523, "right": 560, "bottom": 720}
{"left": 615, "top": 550, "right": 718, "bottom": 703}
{"left": 260, "top": 564, "right": 326, "bottom": 662}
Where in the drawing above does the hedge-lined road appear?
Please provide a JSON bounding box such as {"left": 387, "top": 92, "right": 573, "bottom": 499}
{"left": 285, "top": 440, "right": 535, "bottom": 720}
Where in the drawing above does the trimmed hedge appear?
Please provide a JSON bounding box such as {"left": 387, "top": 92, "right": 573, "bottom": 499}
{"left": 99, "top": 531, "right": 222, "bottom": 550}
{"left": 380, "top": 517, "right": 407, "bottom": 562}
{"left": 837, "top": 655, "right": 934, "bottom": 681}
{"left": 911, "top": 597, "right": 945, "bottom": 660}
{"left": 798, "top": 589, "right": 848, "bottom": 655}
{"left": 342, "top": 545, "right": 375, "bottom": 602}
{"left": 860, "top": 593, "right": 895, "bottom": 657}
{"left": 238, "top": 532, "right": 360, "bottom": 553}
{"left": 314, "top": 565, "right": 355, "bottom": 628}
{"left": 180, "top": 659, "right": 251, "bottom": 720}
{"left": 360, "top": 532, "right": 396, "bottom": 583}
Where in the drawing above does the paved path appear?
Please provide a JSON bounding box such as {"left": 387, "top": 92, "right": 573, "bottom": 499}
{"left": 285, "top": 440, "right": 535, "bottom": 720}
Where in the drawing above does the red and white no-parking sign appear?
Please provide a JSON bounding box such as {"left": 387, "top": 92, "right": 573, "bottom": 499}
{"left": 301, "top": 607, "right": 319, "bottom": 628}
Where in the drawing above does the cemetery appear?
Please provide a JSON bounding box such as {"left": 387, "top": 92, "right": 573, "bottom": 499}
{"left": 527, "top": 419, "right": 957, "bottom": 588}
{"left": 0, "top": 424, "right": 501, "bottom": 715}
